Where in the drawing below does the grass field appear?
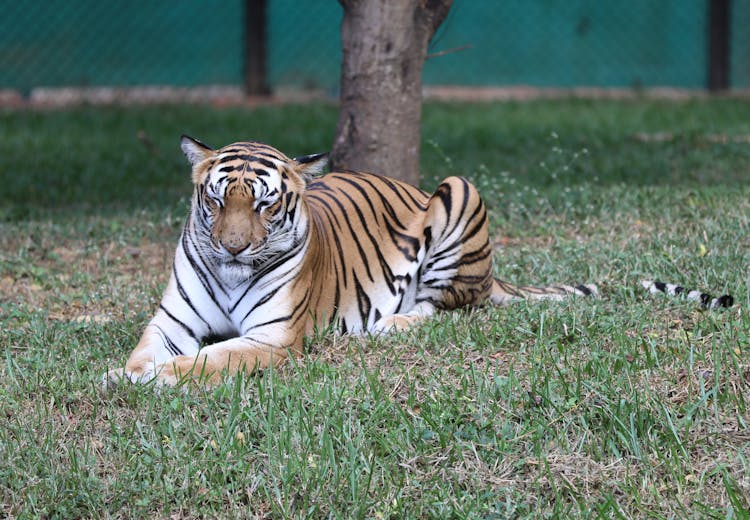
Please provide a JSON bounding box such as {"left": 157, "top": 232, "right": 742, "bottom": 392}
{"left": 1, "top": 99, "right": 749, "bottom": 518}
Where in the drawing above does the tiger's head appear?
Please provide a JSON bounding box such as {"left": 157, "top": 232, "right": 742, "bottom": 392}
{"left": 180, "top": 135, "right": 328, "bottom": 272}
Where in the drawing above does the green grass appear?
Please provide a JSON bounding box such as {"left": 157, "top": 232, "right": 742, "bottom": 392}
{"left": 1, "top": 99, "right": 749, "bottom": 518}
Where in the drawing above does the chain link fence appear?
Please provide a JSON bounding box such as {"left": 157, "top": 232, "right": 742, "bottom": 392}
{"left": 0, "top": 0, "right": 747, "bottom": 104}
{"left": 0, "top": 1, "right": 243, "bottom": 89}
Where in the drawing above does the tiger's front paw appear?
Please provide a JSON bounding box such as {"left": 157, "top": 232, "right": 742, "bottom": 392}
{"left": 151, "top": 355, "right": 214, "bottom": 387}
{"left": 149, "top": 363, "right": 181, "bottom": 386}
{"left": 371, "top": 303, "right": 436, "bottom": 334}
{"left": 102, "top": 368, "right": 126, "bottom": 390}
{"left": 370, "top": 313, "right": 419, "bottom": 334}
{"left": 100, "top": 365, "right": 159, "bottom": 390}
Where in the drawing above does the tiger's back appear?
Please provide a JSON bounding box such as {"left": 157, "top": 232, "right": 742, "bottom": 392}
{"left": 301, "top": 170, "right": 496, "bottom": 334}
{"left": 303, "top": 171, "right": 430, "bottom": 333}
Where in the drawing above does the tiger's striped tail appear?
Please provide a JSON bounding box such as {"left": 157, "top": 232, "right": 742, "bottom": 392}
{"left": 490, "top": 278, "right": 598, "bottom": 305}
{"left": 641, "top": 280, "right": 734, "bottom": 309}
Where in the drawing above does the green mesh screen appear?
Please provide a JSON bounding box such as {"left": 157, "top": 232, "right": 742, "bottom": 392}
{"left": 0, "top": 0, "right": 746, "bottom": 92}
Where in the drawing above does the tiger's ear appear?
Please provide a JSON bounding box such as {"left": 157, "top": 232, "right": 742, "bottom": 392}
{"left": 294, "top": 152, "right": 329, "bottom": 180}
{"left": 180, "top": 135, "right": 214, "bottom": 166}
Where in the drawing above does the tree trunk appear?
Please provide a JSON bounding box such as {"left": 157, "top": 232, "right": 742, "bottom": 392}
{"left": 331, "top": 0, "right": 453, "bottom": 185}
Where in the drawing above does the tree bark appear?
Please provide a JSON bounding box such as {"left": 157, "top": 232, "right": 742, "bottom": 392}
{"left": 331, "top": 0, "right": 453, "bottom": 185}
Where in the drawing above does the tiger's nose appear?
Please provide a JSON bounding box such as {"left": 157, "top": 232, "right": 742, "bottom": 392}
{"left": 222, "top": 240, "right": 250, "bottom": 255}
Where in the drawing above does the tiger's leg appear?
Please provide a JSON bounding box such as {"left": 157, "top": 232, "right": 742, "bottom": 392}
{"left": 109, "top": 323, "right": 301, "bottom": 387}
{"left": 142, "top": 278, "right": 309, "bottom": 386}
{"left": 149, "top": 337, "right": 300, "bottom": 387}
{"left": 416, "top": 176, "right": 495, "bottom": 307}
{"left": 419, "top": 179, "right": 596, "bottom": 306}
{"left": 104, "top": 305, "right": 202, "bottom": 387}
{"left": 104, "top": 267, "right": 207, "bottom": 387}
{"left": 371, "top": 176, "right": 494, "bottom": 332}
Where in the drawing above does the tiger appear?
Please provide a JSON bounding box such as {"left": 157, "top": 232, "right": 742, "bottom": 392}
{"left": 105, "top": 136, "right": 597, "bottom": 387}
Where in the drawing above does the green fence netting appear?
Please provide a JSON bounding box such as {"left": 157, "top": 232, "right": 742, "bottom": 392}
{"left": 0, "top": 0, "right": 747, "bottom": 94}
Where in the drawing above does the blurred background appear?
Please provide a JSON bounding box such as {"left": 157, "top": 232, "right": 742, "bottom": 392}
{"left": 0, "top": 0, "right": 747, "bottom": 104}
